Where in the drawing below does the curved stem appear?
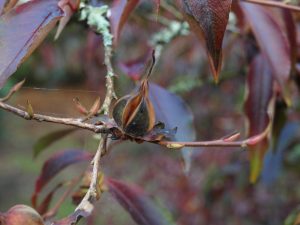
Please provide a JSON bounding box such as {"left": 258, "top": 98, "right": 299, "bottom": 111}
{"left": 43, "top": 174, "right": 84, "bottom": 220}
{"left": 159, "top": 125, "right": 270, "bottom": 149}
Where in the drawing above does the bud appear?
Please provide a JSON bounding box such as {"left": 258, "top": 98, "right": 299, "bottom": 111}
{"left": 2, "top": 205, "right": 44, "bottom": 225}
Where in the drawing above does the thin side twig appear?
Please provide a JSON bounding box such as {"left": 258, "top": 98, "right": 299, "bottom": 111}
{"left": 0, "top": 101, "right": 110, "bottom": 134}
{"left": 43, "top": 173, "right": 84, "bottom": 220}
{"left": 241, "top": 0, "right": 300, "bottom": 12}
{"left": 0, "top": 79, "right": 25, "bottom": 102}
{"left": 159, "top": 124, "right": 270, "bottom": 149}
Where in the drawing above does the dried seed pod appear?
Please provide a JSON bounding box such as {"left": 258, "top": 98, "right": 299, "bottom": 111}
{"left": 112, "top": 51, "right": 156, "bottom": 137}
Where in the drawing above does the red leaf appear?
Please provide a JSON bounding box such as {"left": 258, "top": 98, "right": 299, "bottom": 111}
{"left": 0, "top": 0, "right": 5, "bottom": 14}
{"left": 281, "top": 9, "right": 297, "bottom": 72}
{"left": 119, "top": 49, "right": 152, "bottom": 81}
{"left": 110, "top": 0, "right": 140, "bottom": 45}
{"left": 240, "top": 3, "right": 291, "bottom": 105}
{"left": 37, "top": 183, "right": 63, "bottom": 215}
{"left": 32, "top": 150, "right": 93, "bottom": 207}
{"left": 106, "top": 178, "right": 172, "bottom": 225}
{"left": 149, "top": 83, "right": 196, "bottom": 172}
{"left": 0, "top": 0, "right": 63, "bottom": 88}
{"left": 181, "top": 0, "right": 232, "bottom": 82}
{"left": 245, "top": 54, "right": 274, "bottom": 183}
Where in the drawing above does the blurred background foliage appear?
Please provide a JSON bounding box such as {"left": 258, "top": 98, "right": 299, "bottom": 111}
{"left": 1, "top": 1, "right": 300, "bottom": 224}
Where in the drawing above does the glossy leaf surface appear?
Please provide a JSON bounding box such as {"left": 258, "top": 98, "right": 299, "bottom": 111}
{"left": 181, "top": 0, "right": 232, "bottom": 81}
{"left": 240, "top": 2, "right": 291, "bottom": 104}
{"left": 149, "top": 83, "right": 196, "bottom": 172}
{"left": 0, "top": 0, "right": 63, "bottom": 88}
{"left": 110, "top": 0, "right": 139, "bottom": 45}
{"left": 107, "top": 178, "right": 174, "bottom": 225}
{"left": 32, "top": 150, "right": 92, "bottom": 207}
{"left": 245, "top": 54, "right": 274, "bottom": 183}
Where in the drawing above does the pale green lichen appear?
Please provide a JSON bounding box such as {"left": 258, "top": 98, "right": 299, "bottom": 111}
{"left": 79, "top": 4, "right": 113, "bottom": 47}
{"left": 150, "top": 20, "right": 189, "bottom": 58}
{"left": 151, "top": 21, "right": 189, "bottom": 44}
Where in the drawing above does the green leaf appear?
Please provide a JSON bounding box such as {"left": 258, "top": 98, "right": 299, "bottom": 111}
{"left": 33, "top": 128, "right": 77, "bottom": 158}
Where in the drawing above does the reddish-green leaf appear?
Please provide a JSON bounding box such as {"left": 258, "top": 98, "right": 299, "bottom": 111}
{"left": 149, "top": 83, "right": 196, "bottom": 172}
{"left": 240, "top": 3, "right": 291, "bottom": 105}
{"left": 107, "top": 178, "right": 174, "bottom": 225}
{"left": 110, "top": 0, "right": 139, "bottom": 45}
{"left": 181, "top": 0, "right": 232, "bottom": 82}
{"left": 0, "top": 0, "right": 63, "bottom": 88}
{"left": 32, "top": 150, "right": 93, "bottom": 207}
{"left": 245, "top": 54, "right": 274, "bottom": 183}
{"left": 33, "top": 128, "right": 77, "bottom": 158}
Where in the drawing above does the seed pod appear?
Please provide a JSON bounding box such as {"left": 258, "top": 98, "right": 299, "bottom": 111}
{"left": 112, "top": 51, "right": 156, "bottom": 137}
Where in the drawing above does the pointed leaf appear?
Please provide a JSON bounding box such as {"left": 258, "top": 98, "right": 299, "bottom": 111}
{"left": 240, "top": 3, "right": 291, "bottom": 105}
{"left": 181, "top": 0, "right": 232, "bottom": 81}
{"left": 106, "top": 178, "right": 174, "bottom": 225}
{"left": 110, "top": 0, "right": 140, "bottom": 45}
{"left": 33, "top": 128, "right": 77, "bottom": 158}
{"left": 245, "top": 54, "right": 274, "bottom": 183}
{"left": 55, "top": 0, "right": 80, "bottom": 39}
{"left": 149, "top": 83, "right": 196, "bottom": 172}
{"left": 32, "top": 150, "right": 93, "bottom": 207}
{"left": 0, "top": 0, "right": 63, "bottom": 88}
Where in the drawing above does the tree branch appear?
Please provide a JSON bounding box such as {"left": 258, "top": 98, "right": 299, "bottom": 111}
{"left": 52, "top": 135, "right": 107, "bottom": 225}
{"left": 100, "top": 45, "right": 116, "bottom": 115}
{"left": 0, "top": 100, "right": 110, "bottom": 134}
{"left": 159, "top": 125, "right": 270, "bottom": 149}
{"left": 241, "top": 0, "right": 300, "bottom": 12}
{"left": 74, "top": 135, "right": 106, "bottom": 211}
